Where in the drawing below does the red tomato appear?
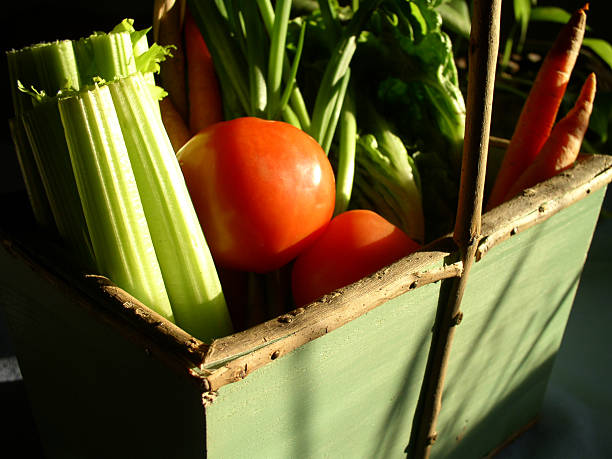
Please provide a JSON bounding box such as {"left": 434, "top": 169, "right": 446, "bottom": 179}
{"left": 177, "top": 117, "right": 335, "bottom": 273}
{"left": 291, "top": 209, "right": 420, "bottom": 306}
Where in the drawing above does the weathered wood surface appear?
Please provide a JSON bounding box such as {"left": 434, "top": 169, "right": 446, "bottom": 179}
{"left": 202, "top": 249, "right": 461, "bottom": 390}
{"left": 0, "top": 154, "right": 610, "bottom": 458}
{"left": 206, "top": 281, "right": 442, "bottom": 459}
{"left": 0, "top": 234, "right": 208, "bottom": 458}
{"left": 200, "top": 153, "right": 612, "bottom": 392}
{"left": 432, "top": 187, "right": 606, "bottom": 458}
{"left": 409, "top": 0, "right": 502, "bottom": 454}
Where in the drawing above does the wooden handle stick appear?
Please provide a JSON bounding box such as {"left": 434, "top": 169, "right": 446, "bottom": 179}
{"left": 407, "top": 0, "right": 502, "bottom": 457}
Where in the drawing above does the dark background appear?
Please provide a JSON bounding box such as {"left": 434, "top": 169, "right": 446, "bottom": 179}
{"left": 1, "top": 1, "right": 610, "bottom": 457}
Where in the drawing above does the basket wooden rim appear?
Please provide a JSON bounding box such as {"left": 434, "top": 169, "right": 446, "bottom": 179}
{"left": 1, "top": 151, "right": 610, "bottom": 391}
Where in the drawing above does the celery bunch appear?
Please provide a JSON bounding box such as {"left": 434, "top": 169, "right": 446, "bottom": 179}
{"left": 6, "top": 20, "right": 233, "bottom": 341}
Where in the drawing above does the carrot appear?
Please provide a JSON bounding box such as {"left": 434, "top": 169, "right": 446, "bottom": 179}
{"left": 159, "top": 96, "right": 191, "bottom": 153}
{"left": 502, "top": 72, "right": 596, "bottom": 202}
{"left": 154, "top": 0, "right": 189, "bottom": 123}
{"left": 486, "top": 5, "right": 587, "bottom": 210}
{"left": 184, "top": 10, "right": 224, "bottom": 135}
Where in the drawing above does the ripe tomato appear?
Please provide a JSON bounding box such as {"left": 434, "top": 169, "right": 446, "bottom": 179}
{"left": 177, "top": 117, "right": 335, "bottom": 273}
{"left": 291, "top": 209, "right": 420, "bottom": 306}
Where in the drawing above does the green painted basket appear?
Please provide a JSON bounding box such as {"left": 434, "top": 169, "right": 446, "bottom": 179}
{"left": 1, "top": 148, "right": 611, "bottom": 458}
{"left": 2, "top": 1, "right": 611, "bottom": 457}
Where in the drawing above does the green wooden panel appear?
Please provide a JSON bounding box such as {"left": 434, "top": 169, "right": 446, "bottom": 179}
{"left": 431, "top": 187, "right": 606, "bottom": 458}
{"left": 205, "top": 275, "right": 443, "bottom": 459}
{"left": 0, "top": 246, "right": 206, "bottom": 458}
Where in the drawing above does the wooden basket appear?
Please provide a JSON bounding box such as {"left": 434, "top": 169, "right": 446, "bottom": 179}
{"left": 2, "top": 1, "right": 611, "bottom": 458}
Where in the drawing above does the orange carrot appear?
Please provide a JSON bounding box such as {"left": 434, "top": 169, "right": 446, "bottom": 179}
{"left": 154, "top": 0, "right": 189, "bottom": 123}
{"left": 159, "top": 96, "right": 191, "bottom": 153}
{"left": 502, "top": 73, "right": 596, "bottom": 202}
{"left": 184, "top": 11, "right": 224, "bottom": 135}
{"left": 486, "top": 5, "right": 587, "bottom": 210}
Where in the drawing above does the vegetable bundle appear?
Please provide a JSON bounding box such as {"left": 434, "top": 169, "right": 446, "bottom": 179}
{"left": 5, "top": 1, "right": 596, "bottom": 339}
{"left": 162, "top": 0, "right": 467, "bottom": 244}
{"left": 6, "top": 20, "right": 233, "bottom": 341}
{"left": 152, "top": 0, "right": 468, "bottom": 326}
{"left": 486, "top": 5, "right": 596, "bottom": 209}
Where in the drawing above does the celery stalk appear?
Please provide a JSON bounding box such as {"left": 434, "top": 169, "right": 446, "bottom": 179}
{"left": 7, "top": 47, "right": 39, "bottom": 115}
{"left": 58, "top": 84, "right": 174, "bottom": 322}
{"left": 30, "top": 40, "right": 81, "bottom": 93}
{"left": 8, "top": 117, "right": 55, "bottom": 230}
{"left": 74, "top": 31, "right": 136, "bottom": 85}
{"left": 108, "top": 73, "right": 233, "bottom": 340}
{"left": 8, "top": 42, "right": 93, "bottom": 262}
{"left": 21, "top": 99, "right": 94, "bottom": 267}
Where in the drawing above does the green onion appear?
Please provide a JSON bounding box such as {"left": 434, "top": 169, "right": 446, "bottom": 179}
{"left": 307, "top": 0, "right": 383, "bottom": 150}
{"left": 266, "top": 0, "right": 292, "bottom": 118}
{"left": 241, "top": 0, "right": 269, "bottom": 117}
{"left": 334, "top": 93, "right": 357, "bottom": 215}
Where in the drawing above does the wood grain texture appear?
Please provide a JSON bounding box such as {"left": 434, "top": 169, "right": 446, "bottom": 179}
{"left": 0, "top": 153, "right": 610, "bottom": 458}
{"left": 205, "top": 282, "right": 442, "bottom": 459}
{"left": 431, "top": 188, "right": 606, "bottom": 458}
{"left": 0, "top": 238, "right": 208, "bottom": 458}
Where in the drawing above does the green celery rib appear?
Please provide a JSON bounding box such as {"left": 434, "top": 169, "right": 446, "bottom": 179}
{"left": 58, "top": 83, "right": 174, "bottom": 322}
{"left": 7, "top": 47, "right": 38, "bottom": 115}
{"left": 30, "top": 40, "right": 81, "bottom": 94}
{"left": 108, "top": 74, "right": 233, "bottom": 341}
{"left": 21, "top": 100, "right": 94, "bottom": 267}
{"left": 8, "top": 117, "right": 55, "bottom": 230}
{"left": 74, "top": 31, "right": 136, "bottom": 85}
{"left": 7, "top": 41, "right": 81, "bottom": 234}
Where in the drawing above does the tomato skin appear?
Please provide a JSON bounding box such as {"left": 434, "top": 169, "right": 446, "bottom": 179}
{"left": 177, "top": 117, "right": 335, "bottom": 273}
{"left": 291, "top": 209, "right": 421, "bottom": 306}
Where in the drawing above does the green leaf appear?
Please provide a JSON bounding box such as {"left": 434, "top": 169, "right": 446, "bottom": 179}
{"left": 513, "top": 0, "right": 531, "bottom": 51}
{"left": 437, "top": 0, "right": 471, "bottom": 38}
{"left": 529, "top": 6, "right": 571, "bottom": 24}
{"left": 583, "top": 38, "right": 612, "bottom": 70}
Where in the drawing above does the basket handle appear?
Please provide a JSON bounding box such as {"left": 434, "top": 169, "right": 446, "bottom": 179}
{"left": 407, "top": 0, "right": 503, "bottom": 457}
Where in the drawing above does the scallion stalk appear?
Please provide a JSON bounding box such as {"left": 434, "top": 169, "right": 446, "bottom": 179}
{"left": 334, "top": 93, "right": 357, "bottom": 215}
{"left": 266, "top": 0, "right": 292, "bottom": 118}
